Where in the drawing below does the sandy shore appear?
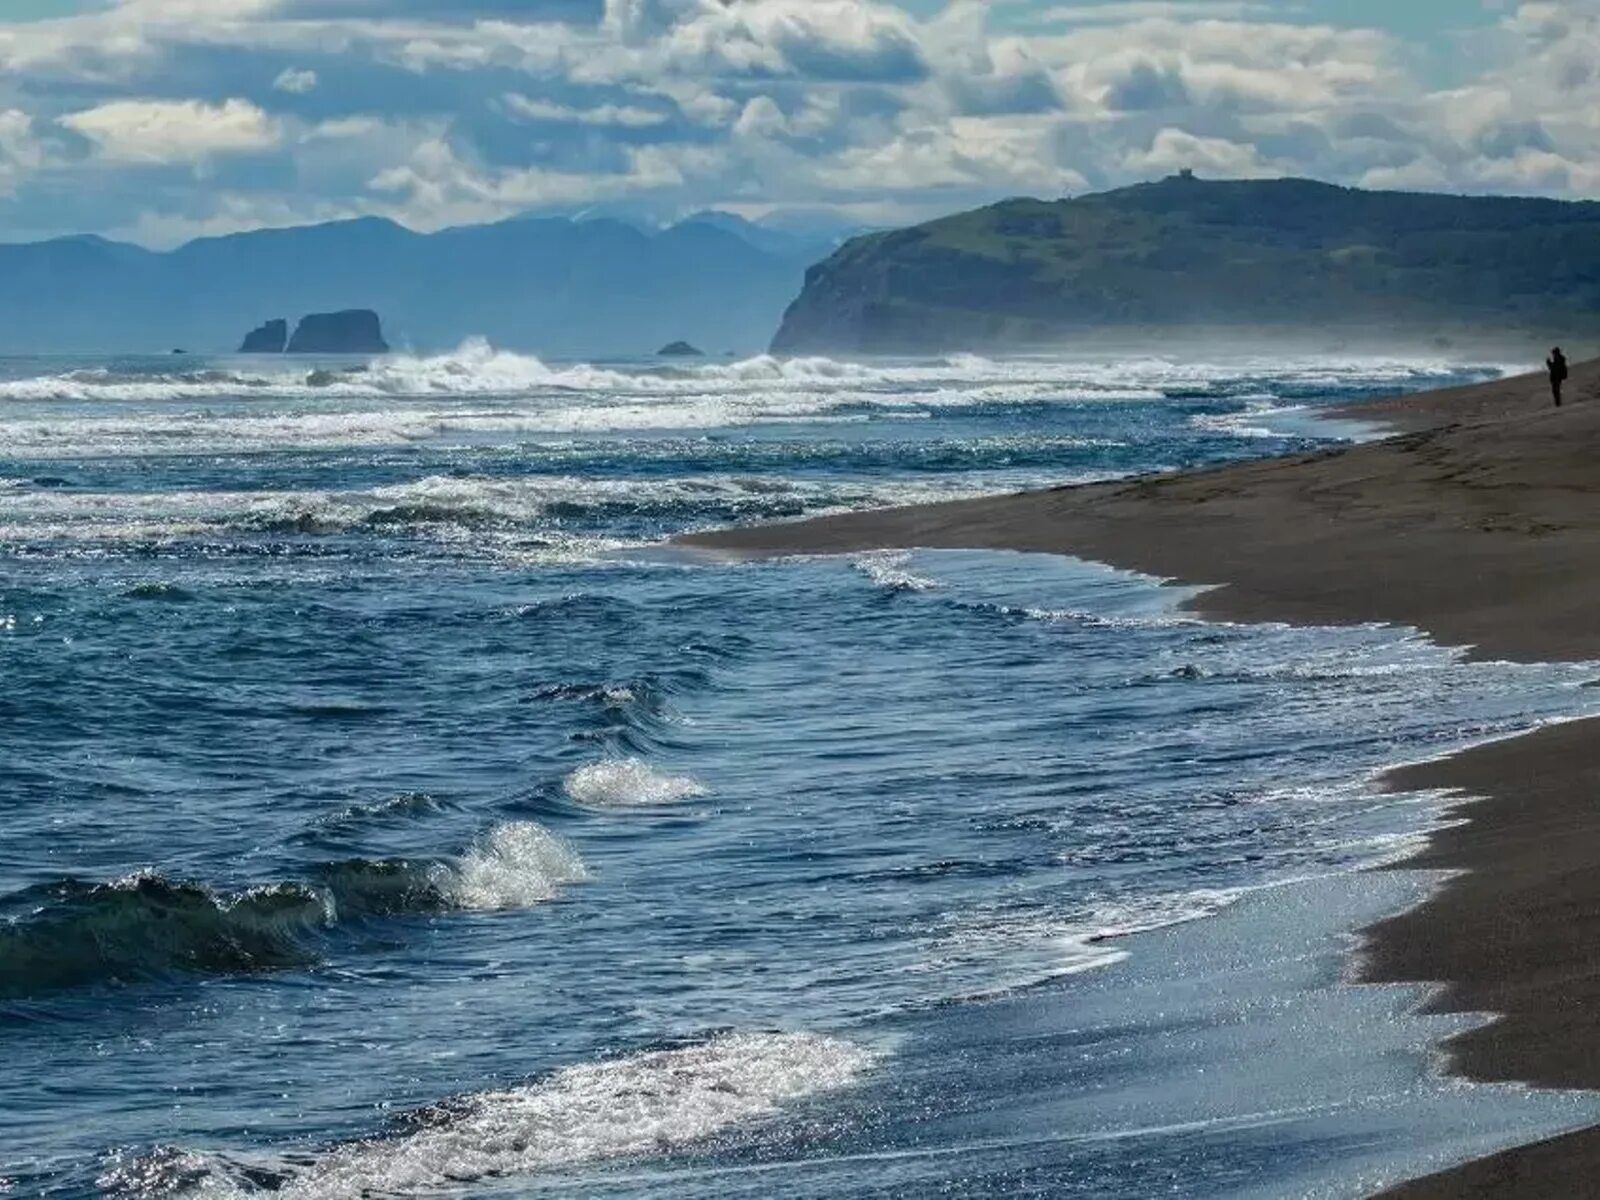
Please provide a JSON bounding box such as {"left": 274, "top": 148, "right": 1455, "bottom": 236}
{"left": 679, "top": 355, "right": 1600, "bottom": 1195}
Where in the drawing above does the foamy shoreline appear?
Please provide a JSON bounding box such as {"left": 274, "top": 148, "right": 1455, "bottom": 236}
{"left": 680, "top": 356, "right": 1600, "bottom": 1195}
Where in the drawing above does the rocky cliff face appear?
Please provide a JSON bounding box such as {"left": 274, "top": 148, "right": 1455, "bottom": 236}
{"left": 771, "top": 175, "right": 1600, "bottom": 354}
{"left": 286, "top": 310, "right": 389, "bottom": 354}
{"left": 238, "top": 319, "right": 288, "bottom": 353}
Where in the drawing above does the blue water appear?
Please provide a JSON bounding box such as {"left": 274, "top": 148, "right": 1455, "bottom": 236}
{"left": 4, "top": 346, "right": 1597, "bottom": 1198}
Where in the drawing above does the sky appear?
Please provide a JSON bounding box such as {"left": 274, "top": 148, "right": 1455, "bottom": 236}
{"left": 0, "top": 0, "right": 1591, "bottom": 247}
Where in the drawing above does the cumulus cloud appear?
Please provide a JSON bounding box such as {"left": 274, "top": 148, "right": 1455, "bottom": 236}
{"left": 347, "top": 119, "right": 732, "bottom": 230}
{"left": 1124, "top": 127, "right": 1275, "bottom": 177}
{"left": 1, "top": 0, "right": 1599, "bottom": 243}
{"left": 60, "top": 98, "right": 282, "bottom": 165}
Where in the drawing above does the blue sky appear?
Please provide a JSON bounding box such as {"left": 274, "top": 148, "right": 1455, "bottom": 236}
{"left": 0, "top": 0, "right": 1587, "bottom": 246}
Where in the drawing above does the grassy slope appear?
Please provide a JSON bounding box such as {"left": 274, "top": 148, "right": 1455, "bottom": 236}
{"left": 771, "top": 177, "right": 1600, "bottom": 353}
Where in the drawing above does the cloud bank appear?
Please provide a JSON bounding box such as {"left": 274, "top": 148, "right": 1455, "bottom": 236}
{"left": 0, "top": 0, "right": 1592, "bottom": 245}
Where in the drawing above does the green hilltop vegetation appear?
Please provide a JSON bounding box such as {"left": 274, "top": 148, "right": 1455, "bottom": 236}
{"left": 771, "top": 174, "right": 1600, "bottom": 354}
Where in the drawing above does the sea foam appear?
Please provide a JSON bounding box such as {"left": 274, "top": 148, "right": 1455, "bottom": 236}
{"left": 102, "top": 1032, "right": 877, "bottom": 1198}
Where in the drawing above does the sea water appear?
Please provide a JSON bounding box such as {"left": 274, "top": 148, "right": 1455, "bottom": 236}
{"left": 3, "top": 344, "right": 1597, "bottom": 1198}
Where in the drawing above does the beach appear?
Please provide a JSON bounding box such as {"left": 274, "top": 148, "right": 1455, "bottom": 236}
{"left": 23, "top": 351, "right": 1563, "bottom": 1197}
{"left": 681, "top": 355, "right": 1600, "bottom": 1195}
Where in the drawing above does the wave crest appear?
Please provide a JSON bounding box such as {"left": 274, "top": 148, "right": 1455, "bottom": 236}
{"left": 444, "top": 821, "right": 589, "bottom": 909}
{"left": 0, "top": 872, "right": 332, "bottom": 998}
{"left": 0, "top": 822, "right": 583, "bottom": 997}
{"left": 563, "top": 758, "right": 707, "bottom": 807}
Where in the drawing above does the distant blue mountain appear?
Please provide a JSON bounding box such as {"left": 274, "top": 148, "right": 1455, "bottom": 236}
{"left": 0, "top": 212, "right": 858, "bottom": 356}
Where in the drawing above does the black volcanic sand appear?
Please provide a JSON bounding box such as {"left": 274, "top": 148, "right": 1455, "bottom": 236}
{"left": 679, "top": 356, "right": 1600, "bottom": 1197}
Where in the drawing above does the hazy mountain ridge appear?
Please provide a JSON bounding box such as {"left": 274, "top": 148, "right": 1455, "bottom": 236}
{"left": 0, "top": 212, "right": 851, "bottom": 357}
{"left": 771, "top": 176, "right": 1600, "bottom": 354}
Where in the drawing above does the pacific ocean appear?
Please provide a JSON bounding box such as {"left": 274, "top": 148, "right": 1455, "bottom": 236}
{"left": 3, "top": 344, "right": 1596, "bottom": 1197}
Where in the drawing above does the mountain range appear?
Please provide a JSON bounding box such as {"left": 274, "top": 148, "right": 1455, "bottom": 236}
{"left": 772, "top": 175, "right": 1600, "bottom": 355}
{"left": 0, "top": 212, "right": 853, "bottom": 357}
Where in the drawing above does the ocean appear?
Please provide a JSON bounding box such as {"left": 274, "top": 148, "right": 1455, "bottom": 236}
{"left": 4, "top": 344, "right": 1599, "bottom": 1198}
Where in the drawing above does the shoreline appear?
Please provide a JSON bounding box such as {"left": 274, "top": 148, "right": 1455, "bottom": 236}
{"left": 678, "top": 355, "right": 1600, "bottom": 1195}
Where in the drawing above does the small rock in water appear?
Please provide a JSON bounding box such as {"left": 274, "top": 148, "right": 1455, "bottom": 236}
{"left": 238, "top": 318, "right": 288, "bottom": 354}
{"left": 657, "top": 340, "right": 704, "bottom": 357}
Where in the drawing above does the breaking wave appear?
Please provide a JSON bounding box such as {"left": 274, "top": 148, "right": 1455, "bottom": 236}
{"left": 0, "top": 821, "right": 584, "bottom": 998}
{"left": 0, "top": 337, "right": 1495, "bottom": 404}
{"left": 563, "top": 757, "right": 707, "bottom": 807}
{"left": 0, "top": 474, "right": 973, "bottom": 545}
{"left": 100, "top": 1031, "right": 877, "bottom": 1198}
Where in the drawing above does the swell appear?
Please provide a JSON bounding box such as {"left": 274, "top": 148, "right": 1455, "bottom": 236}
{"left": 0, "top": 821, "right": 585, "bottom": 1000}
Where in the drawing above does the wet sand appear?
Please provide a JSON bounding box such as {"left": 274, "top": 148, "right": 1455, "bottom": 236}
{"left": 679, "top": 355, "right": 1600, "bottom": 1195}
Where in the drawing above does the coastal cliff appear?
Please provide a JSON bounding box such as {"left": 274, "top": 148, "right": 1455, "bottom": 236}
{"left": 771, "top": 175, "right": 1600, "bottom": 354}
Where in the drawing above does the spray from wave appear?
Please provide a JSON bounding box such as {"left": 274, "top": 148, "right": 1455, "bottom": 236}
{"left": 100, "top": 1032, "right": 877, "bottom": 1199}
{"left": 0, "top": 821, "right": 584, "bottom": 998}
{"left": 563, "top": 757, "right": 707, "bottom": 807}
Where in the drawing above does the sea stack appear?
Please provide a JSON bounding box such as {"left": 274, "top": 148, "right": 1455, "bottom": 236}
{"left": 286, "top": 310, "right": 389, "bottom": 354}
{"left": 238, "top": 319, "right": 288, "bottom": 353}
{"left": 657, "top": 340, "right": 704, "bottom": 357}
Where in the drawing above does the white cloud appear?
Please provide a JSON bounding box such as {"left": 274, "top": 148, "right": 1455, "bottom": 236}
{"left": 362, "top": 133, "right": 701, "bottom": 229}
{"left": 60, "top": 97, "right": 282, "bottom": 164}
{"left": 503, "top": 93, "right": 669, "bottom": 128}
{"left": 304, "top": 115, "right": 385, "bottom": 140}
{"left": 1036, "top": 2, "right": 1294, "bottom": 24}
{"left": 1123, "top": 126, "right": 1276, "bottom": 177}
{"left": 273, "top": 66, "right": 319, "bottom": 93}
{"left": 7, "top": 0, "right": 1600, "bottom": 243}
{"left": 0, "top": 109, "right": 49, "bottom": 197}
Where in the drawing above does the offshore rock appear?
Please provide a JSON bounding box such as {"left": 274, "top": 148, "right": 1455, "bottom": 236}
{"left": 238, "top": 318, "right": 288, "bottom": 353}
{"left": 286, "top": 309, "right": 389, "bottom": 354}
{"left": 657, "top": 340, "right": 704, "bottom": 357}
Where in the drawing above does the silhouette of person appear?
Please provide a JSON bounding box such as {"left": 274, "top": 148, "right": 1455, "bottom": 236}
{"left": 1548, "top": 346, "right": 1569, "bottom": 407}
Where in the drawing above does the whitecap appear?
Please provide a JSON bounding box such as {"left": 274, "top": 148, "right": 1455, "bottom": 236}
{"left": 563, "top": 758, "right": 707, "bottom": 807}
{"left": 436, "top": 821, "right": 588, "bottom": 910}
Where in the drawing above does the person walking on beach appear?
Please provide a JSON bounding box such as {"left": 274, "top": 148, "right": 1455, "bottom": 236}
{"left": 1548, "top": 347, "right": 1569, "bottom": 407}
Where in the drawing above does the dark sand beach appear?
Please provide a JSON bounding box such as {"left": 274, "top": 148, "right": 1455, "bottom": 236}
{"left": 680, "top": 356, "right": 1600, "bottom": 1195}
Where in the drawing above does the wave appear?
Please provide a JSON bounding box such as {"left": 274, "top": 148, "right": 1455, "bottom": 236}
{"left": 444, "top": 821, "right": 589, "bottom": 909}
{"left": 563, "top": 757, "right": 707, "bottom": 807}
{"left": 0, "top": 873, "right": 331, "bottom": 998}
{"left": 0, "top": 338, "right": 1504, "bottom": 408}
{"left": 0, "top": 474, "right": 971, "bottom": 545}
{"left": 304, "top": 791, "right": 451, "bottom": 839}
{"left": 0, "top": 822, "right": 584, "bottom": 998}
{"left": 854, "top": 550, "right": 938, "bottom": 593}
{"left": 100, "top": 1031, "right": 876, "bottom": 1198}
{"left": 120, "top": 580, "right": 194, "bottom": 601}
{"left": 929, "top": 887, "right": 1247, "bottom": 1002}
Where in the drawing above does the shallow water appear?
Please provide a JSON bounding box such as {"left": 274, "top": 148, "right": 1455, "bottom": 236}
{"left": 2, "top": 346, "right": 1592, "bottom": 1197}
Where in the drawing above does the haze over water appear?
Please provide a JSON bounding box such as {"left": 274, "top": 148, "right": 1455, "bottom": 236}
{"left": 5, "top": 345, "right": 1599, "bottom": 1198}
